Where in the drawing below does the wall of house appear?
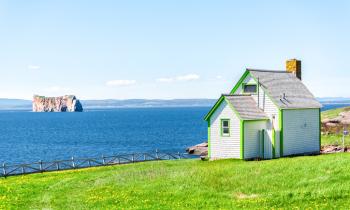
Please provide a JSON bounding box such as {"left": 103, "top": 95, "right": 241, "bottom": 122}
{"left": 244, "top": 120, "right": 267, "bottom": 159}
{"left": 209, "top": 100, "right": 241, "bottom": 159}
{"left": 233, "top": 73, "right": 280, "bottom": 158}
{"left": 263, "top": 130, "right": 273, "bottom": 159}
{"left": 282, "top": 109, "right": 320, "bottom": 156}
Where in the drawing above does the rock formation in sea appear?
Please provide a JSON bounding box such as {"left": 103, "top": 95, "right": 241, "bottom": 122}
{"left": 32, "top": 95, "right": 83, "bottom": 112}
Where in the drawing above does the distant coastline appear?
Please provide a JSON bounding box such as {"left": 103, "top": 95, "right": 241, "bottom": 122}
{"left": 0, "top": 98, "right": 349, "bottom": 111}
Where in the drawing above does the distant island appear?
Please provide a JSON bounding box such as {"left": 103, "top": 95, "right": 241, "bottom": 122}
{"left": 0, "top": 97, "right": 348, "bottom": 111}
{"left": 32, "top": 95, "right": 83, "bottom": 112}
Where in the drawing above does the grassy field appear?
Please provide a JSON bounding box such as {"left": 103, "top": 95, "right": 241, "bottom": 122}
{"left": 322, "top": 135, "right": 350, "bottom": 147}
{"left": 1, "top": 153, "right": 350, "bottom": 209}
{"left": 0, "top": 108, "right": 349, "bottom": 209}
{"left": 321, "top": 106, "right": 350, "bottom": 146}
{"left": 321, "top": 106, "right": 350, "bottom": 119}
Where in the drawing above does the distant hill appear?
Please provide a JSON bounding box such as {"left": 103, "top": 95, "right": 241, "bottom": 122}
{"left": 0, "top": 97, "right": 349, "bottom": 110}
{"left": 317, "top": 97, "right": 350, "bottom": 103}
{"left": 0, "top": 99, "right": 32, "bottom": 110}
{"left": 81, "top": 99, "right": 216, "bottom": 109}
{"left": 0, "top": 98, "right": 217, "bottom": 110}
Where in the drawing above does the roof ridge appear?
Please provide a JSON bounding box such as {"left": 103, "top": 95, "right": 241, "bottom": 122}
{"left": 247, "top": 68, "right": 290, "bottom": 73}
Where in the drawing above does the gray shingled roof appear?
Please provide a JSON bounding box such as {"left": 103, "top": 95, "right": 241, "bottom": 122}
{"left": 248, "top": 69, "right": 322, "bottom": 109}
{"left": 224, "top": 95, "right": 268, "bottom": 120}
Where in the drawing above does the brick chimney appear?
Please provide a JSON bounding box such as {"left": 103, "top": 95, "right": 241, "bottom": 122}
{"left": 286, "top": 59, "right": 301, "bottom": 80}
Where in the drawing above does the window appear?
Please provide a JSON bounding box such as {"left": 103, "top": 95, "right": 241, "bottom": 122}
{"left": 221, "top": 119, "right": 230, "bottom": 136}
{"left": 243, "top": 84, "right": 257, "bottom": 94}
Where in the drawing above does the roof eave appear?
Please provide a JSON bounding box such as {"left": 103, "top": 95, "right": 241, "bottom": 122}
{"left": 204, "top": 95, "right": 225, "bottom": 121}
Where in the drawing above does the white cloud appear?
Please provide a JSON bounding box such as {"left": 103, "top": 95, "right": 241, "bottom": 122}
{"left": 28, "top": 65, "right": 40, "bottom": 70}
{"left": 176, "top": 74, "right": 200, "bottom": 81}
{"left": 156, "top": 77, "right": 174, "bottom": 83}
{"left": 106, "top": 80, "right": 136, "bottom": 87}
{"left": 216, "top": 75, "right": 223, "bottom": 79}
{"left": 157, "top": 74, "right": 200, "bottom": 83}
{"left": 45, "top": 86, "right": 71, "bottom": 92}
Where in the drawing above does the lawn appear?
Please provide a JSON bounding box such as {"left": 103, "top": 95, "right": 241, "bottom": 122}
{"left": 321, "top": 106, "right": 350, "bottom": 119}
{"left": 0, "top": 108, "right": 348, "bottom": 209}
{"left": 322, "top": 134, "right": 350, "bottom": 147}
{"left": 1, "top": 153, "right": 350, "bottom": 209}
{"left": 321, "top": 106, "right": 350, "bottom": 146}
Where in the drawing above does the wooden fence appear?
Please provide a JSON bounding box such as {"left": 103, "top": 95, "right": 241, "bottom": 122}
{"left": 0, "top": 151, "right": 194, "bottom": 177}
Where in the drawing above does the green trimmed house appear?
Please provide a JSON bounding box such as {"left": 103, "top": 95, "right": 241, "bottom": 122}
{"left": 205, "top": 59, "right": 322, "bottom": 160}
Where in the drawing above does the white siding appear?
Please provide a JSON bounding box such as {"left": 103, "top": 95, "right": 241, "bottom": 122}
{"left": 233, "top": 73, "right": 281, "bottom": 158}
{"left": 283, "top": 109, "right": 320, "bottom": 156}
{"left": 263, "top": 130, "right": 273, "bottom": 159}
{"left": 209, "top": 100, "right": 241, "bottom": 159}
{"left": 244, "top": 121, "right": 267, "bottom": 159}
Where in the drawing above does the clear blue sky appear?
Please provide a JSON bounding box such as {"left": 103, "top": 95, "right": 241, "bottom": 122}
{"left": 0, "top": 0, "right": 349, "bottom": 99}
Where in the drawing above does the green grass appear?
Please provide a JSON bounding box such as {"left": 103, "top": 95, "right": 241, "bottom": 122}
{"left": 0, "top": 108, "right": 347, "bottom": 209}
{"left": 1, "top": 153, "right": 350, "bottom": 209}
{"left": 321, "top": 107, "right": 350, "bottom": 146}
{"left": 321, "top": 106, "right": 350, "bottom": 119}
{"left": 322, "top": 135, "right": 350, "bottom": 147}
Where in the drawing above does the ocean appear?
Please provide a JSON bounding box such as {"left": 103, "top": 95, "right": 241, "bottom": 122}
{"left": 0, "top": 103, "right": 348, "bottom": 164}
{"left": 0, "top": 107, "right": 209, "bottom": 164}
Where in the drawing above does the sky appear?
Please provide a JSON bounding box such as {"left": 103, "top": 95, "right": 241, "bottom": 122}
{"left": 0, "top": 0, "right": 349, "bottom": 100}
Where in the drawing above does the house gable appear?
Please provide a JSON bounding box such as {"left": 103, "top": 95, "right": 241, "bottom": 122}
{"left": 209, "top": 99, "right": 241, "bottom": 159}
{"left": 230, "top": 70, "right": 279, "bottom": 109}
{"left": 230, "top": 69, "right": 322, "bottom": 110}
{"left": 204, "top": 96, "right": 242, "bottom": 121}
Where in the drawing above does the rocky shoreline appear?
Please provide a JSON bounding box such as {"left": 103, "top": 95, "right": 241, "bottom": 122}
{"left": 322, "top": 110, "right": 350, "bottom": 134}
{"left": 186, "top": 142, "right": 349, "bottom": 157}
{"left": 186, "top": 142, "right": 208, "bottom": 156}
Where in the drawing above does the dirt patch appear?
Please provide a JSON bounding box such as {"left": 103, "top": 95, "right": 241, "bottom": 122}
{"left": 321, "top": 145, "right": 349, "bottom": 154}
{"left": 234, "top": 192, "right": 259, "bottom": 199}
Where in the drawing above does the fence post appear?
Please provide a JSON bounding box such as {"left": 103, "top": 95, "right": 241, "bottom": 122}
{"left": 132, "top": 154, "right": 135, "bottom": 163}
{"left": 21, "top": 166, "right": 25, "bottom": 174}
{"left": 88, "top": 160, "right": 91, "bottom": 167}
{"left": 39, "top": 160, "right": 43, "bottom": 172}
{"left": 56, "top": 162, "right": 60, "bottom": 170}
{"left": 144, "top": 153, "right": 146, "bottom": 161}
{"left": 102, "top": 155, "right": 105, "bottom": 165}
{"left": 156, "top": 149, "right": 159, "bottom": 160}
{"left": 71, "top": 157, "right": 75, "bottom": 168}
{"left": 2, "top": 163, "right": 6, "bottom": 177}
{"left": 178, "top": 152, "right": 181, "bottom": 159}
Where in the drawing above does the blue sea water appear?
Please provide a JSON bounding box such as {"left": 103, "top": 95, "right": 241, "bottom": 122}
{"left": 0, "top": 103, "right": 348, "bottom": 164}
{"left": 0, "top": 107, "right": 209, "bottom": 164}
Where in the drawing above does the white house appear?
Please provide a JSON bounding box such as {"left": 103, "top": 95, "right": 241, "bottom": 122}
{"left": 204, "top": 59, "right": 322, "bottom": 160}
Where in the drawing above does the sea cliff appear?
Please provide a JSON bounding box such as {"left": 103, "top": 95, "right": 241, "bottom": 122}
{"left": 32, "top": 95, "right": 83, "bottom": 112}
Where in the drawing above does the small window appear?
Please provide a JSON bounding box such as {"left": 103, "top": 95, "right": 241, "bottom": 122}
{"left": 221, "top": 119, "right": 230, "bottom": 136}
{"left": 243, "top": 84, "right": 257, "bottom": 93}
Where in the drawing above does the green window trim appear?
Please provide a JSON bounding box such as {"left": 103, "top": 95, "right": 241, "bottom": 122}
{"left": 279, "top": 109, "right": 284, "bottom": 157}
{"left": 240, "top": 120, "right": 244, "bottom": 159}
{"left": 242, "top": 83, "right": 258, "bottom": 94}
{"left": 220, "top": 119, "right": 230, "bottom": 137}
{"left": 207, "top": 121, "right": 211, "bottom": 158}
